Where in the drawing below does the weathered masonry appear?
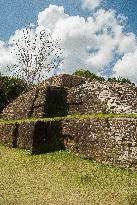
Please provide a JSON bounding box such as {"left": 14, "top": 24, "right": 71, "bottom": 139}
{"left": 1, "top": 117, "right": 137, "bottom": 172}
{"left": 1, "top": 74, "right": 137, "bottom": 120}
{"left": 1, "top": 74, "right": 137, "bottom": 172}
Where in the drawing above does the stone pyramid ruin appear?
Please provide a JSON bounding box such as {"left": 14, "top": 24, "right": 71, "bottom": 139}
{"left": 1, "top": 74, "right": 137, "bottom": 172}
{"left": 1, "top": 73, "right": 137, "bottom": 120}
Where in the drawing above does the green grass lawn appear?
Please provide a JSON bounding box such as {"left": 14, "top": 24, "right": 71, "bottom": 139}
{"left": 0, "top": 145, "right": 137, "bottom": 205}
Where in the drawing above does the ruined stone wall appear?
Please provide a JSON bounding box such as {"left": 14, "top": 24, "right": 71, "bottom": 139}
{"left": 1, "top": 74, "right": 137, "bottom": 120}
{"left": 67, "top": 80, "right": 137, "bottom": 115}
{"left": 1, "top": 86, "right": 69, "bottom": 120}
{"left": 0, "top": 123, "right": 17, "bottom": 147}
{"left": 1, "top": 88, "right": 37, "bottom": 120}
{"left": 1, "top": 117, "right": 137, "bottom": 171}
{"left": 62, "top": 118, "right": 137, "bottom": 171}
{"left": 1, "top": 87, "right": 48, "bottom": 120}
{"left": 67, "top": 80, "right": 106, "bottom": 114}
{"left": 1, "top": 74, "right": 85, "bottom": 120}
{"left": 37, "top": 74, "right": 85, "bottom": 88}
{"left": 0, "top": 120, "right": 64, "bottom": 154}
{"left": 17, "top": 120, "right": 64, "bottom": 153}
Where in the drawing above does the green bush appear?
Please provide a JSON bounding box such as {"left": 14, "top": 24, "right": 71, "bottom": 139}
{"left": 73, "top": 69, "right": 105, "bottom": 81}
{"left": 0, "top": 75, "right": 29, "bottom": 113}
{"left": 108, "top": 77, "right": 134, "bottom": 85}
{"left": 73, "top": 69, "right": 134, "bottom": 85}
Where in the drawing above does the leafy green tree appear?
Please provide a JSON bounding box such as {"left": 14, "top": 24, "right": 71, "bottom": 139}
{"left": 108, "top": 76, "right": 134, "bottom": 85}
{"left": 0, "top": 74, "right": 28, "bottom": 113}
{"left": 73, "top": 69, "right": 134, "bottom": 85}
{"left": 73, "top": 69, "right": 105, "bottom": 81}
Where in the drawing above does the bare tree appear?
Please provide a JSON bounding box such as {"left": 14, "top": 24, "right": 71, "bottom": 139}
{"left": 8, "top": 26, "right": 63, "bottom": 86}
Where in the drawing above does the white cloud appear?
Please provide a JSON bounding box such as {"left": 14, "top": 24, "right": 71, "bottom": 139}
{"left": 0, "top": 3, "right": 137, "bottom": 83}
{"left": 113, "top": 50, "right": 137, "bottom": 83}
{"left": 37, "top": 5, "right": 137, "bottom": 76}
{"left": 118, "top": 33, "right": 137, "bottom": 54}
{"left": 81, "top": 0, "right": 101, "bottom": 11}
{"left": 0, "top": 41, "right": 16, "bottom": 75}
{"left": 37, "top": 5, "right": 68, "bottom": 31}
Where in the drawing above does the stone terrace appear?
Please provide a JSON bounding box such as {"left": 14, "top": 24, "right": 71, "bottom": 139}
{"left": 1, "top": 74, "right": 137, "bottom": 120}
{"left": 1, "top": 74, "right": 137, "bottom": 172}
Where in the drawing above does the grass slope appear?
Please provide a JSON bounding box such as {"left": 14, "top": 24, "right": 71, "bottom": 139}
{"left": 0, "top": 145, "right": 137, "bottom": 205}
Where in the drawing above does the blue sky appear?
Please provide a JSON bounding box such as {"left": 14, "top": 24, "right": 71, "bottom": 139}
{"left": 0, "top": 0, "right": 137, "bottom": 83}
{"left": 0, "top": 0, "right": 137, "bottom": 41}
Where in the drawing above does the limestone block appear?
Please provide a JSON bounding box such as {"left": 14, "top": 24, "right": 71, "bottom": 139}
{"left": 17, "top": 122, "right": 35, "bottom": 151}
{"left": 17, "top": 120, "right": 64, "bottom": 154}
{"left": 0, "top": 123, "right": 17, "bottom": 147}
{"left": 62, "top": 118, "right": 137, "bottom": 171}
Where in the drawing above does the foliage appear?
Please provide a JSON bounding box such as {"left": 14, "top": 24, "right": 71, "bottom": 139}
{"left": 108, "top": 76, "right": 134, "bottom": 85}
{"left": 0, "top": 75, "right": 28, "bottom": 113}
{"left": 73, "top": 69, "right": 105, "bottom": 81}
{"left": 73, "top": 69, "right": 134, "bottom": 85}
{"left": 8, "top": 26, "right": 63, "bottom": 86}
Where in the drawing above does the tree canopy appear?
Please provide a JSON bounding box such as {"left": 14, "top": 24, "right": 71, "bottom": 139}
{"left": 8, "top": 26, "right": 63, "bottom": 86}
{"left": 0, "top": 75, "right": 28, "bottom": 113}
{"left": 73, "top": 69, "right": 105, "bottom": 81}
{"left": 108, "top": 77, "right": 134, "bottom": 85}
{"left": 73, "top": 69, "right": 134, "bottom": 85}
